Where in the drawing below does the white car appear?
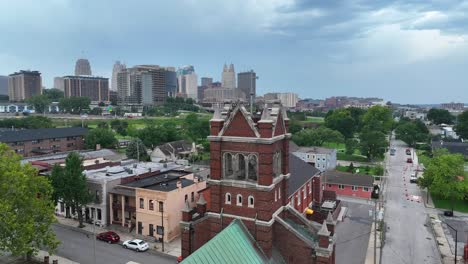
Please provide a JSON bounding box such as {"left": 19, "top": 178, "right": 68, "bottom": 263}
{"left": 122, "top": 239, "right": 149, "bottom": 252}
{"left": 410, "top": 173, "right": 418, "bottom": 183}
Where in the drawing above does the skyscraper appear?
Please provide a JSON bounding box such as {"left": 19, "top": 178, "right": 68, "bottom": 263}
{"left": 118, "top": 65, "right": 176, "bottom": 106}
{"left": 53, "top": 77, "right": 64, "bottom": 91}
{"left": 75, "top": 58, "right": 92, "bottom": 76}
{"left": 201, "top": 77, "right": 213, "bottom": 87}
{"left": 177, "top": 65, "right": 198, "bottom": 101}
{"left": 8, "top": 70, "right": 42, "bottom": 102}
{"left": 111, "top": 61, "right": 126, "bottom": 91}
{"left": 221, "top": 63, "right": 236, "bottom": 89}
{"left": 237, "top": 70, "right": 256, "bottom": 102}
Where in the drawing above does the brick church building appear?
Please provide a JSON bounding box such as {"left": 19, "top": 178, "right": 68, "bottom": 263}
{"left": 180, "top": 102, "right": 336, "bottom": 263}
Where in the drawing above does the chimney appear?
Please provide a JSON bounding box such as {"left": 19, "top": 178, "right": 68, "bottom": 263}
{"left": 181, "top": 200, "right": 192, "bottom": 222}
{"left": 177, "top": 180, "right": 182, "bottom": 189}
{"left": 326, "top": 212, "right": 336, "bottom": 235}
{"left": 96, "top": 144, "right": 101, "bottom": 150}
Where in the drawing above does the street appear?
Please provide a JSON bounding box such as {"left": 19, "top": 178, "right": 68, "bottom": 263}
{"left": 381, "top": 138, "right": 441, "bottom": 264}
{"left": 53, "top": 225, "right": 176, "bottom": 264}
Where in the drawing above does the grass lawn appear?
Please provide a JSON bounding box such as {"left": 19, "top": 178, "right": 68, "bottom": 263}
{"left": 323, "top": 142, "right": 345, "bottom": 150}
{"left": 305, "top": 116, "right": 324, "bottom": 123}
{"left": 337, "top": 152, "right": 369, "bottom": 162}
{"left": 431, "top": 194, "right": 468, "bottom": 213}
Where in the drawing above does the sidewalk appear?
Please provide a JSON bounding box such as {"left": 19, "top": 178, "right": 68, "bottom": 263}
{"left": 34, "top": 250, "right": 79, "bottom": 264}
{"left": 428, "top": 214, "right": 464, "bottom": 264}
{"left": 364, "top": 221, "right": 382, "bottom": 264}
{"left": 55, "top": 216, "right": 181, "bottom": 258}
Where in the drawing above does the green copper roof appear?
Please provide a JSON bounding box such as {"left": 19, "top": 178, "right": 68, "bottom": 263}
{"left": 182, "top": 219, "right": 268, "bottom": 264}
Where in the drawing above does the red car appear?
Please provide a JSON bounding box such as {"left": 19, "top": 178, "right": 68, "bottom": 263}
{"left": 407, "top": 158, "right": 413, "bottom": 163}
{"left": 96, "top": 231, "right": 120, "bottom": 243}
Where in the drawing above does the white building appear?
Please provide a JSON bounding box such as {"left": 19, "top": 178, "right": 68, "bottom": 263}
{"left": 177, "top": 65, "right": 198, "bottom": 101}
{"left": 291, "top": 146, "right": 337, "bottom": 172}
{"left": 264, "top": 93, "right": 299, "bottom": 108}
{"left": 221, "top": 64, "right": 236, "bottom": 89}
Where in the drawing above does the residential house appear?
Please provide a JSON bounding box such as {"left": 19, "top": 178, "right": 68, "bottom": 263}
{"left": 110, "top": 169, "right": 206, "bottom": 242}
{"left": 292, "top": 145, "right": 337, "bottom": 172}
{"left": 151, "top": 140, "right": 197, "bottom": 161}
{"left": 323, "top": 170, "right": 374, "bottom": 199}
{"left": 0, "top": 127, "right": 88, "bottom": 157}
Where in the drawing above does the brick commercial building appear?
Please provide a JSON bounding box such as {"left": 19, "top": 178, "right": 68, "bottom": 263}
{"left": 180, "top": 102, "right": 336, "bottom": 264}
{"left": 62, "top": 75, "right": 109, "bottom": 102}
{"left": 8, "top": 70, "right": 42, "bottom": 102}
{"left": 0, "top": 127, "right": 88, "bottom": 157}
{"left": 323, "top": 170, "right": 374, "bottom": 199}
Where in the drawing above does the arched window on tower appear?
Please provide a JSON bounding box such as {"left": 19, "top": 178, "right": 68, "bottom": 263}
{"left": 224, "top": 153, "right": 234, "bottom": 179}
{"left": 248, "top": 195, "right": 254, "bottom": 208}
{"left": 273, "top": 151, "right": 282, "bottom": 177}
{"left": 236, "top": 194, "right": 243, "bottom": 206}
{"left": 248, "top": 155, "right": 258, "bottom": 181}
{"left": 236, "top": 154, "right": 246, "bottom": 180}
{"left": 225, "top": 193, "right": 231, "bottom": 205}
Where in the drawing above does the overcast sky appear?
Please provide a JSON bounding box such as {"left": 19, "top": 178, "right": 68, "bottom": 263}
{"left": 1, "top": 0, "right": 468, "bottom": 104}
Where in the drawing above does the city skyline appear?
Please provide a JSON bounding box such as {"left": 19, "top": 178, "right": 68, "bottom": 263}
{"left": 1, "top": 0, "right": 468, "bottom": 104}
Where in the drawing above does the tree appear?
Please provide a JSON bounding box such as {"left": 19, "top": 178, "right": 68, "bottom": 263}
{"left": 98, "top": 102, "right": 105, "bottom": 107}
{"left": 288, "top": 119, "right": 303, "bottom": 134}
{"left": 26, "top": 94, "right": 51, "bottom": 113}
{"left": 126, "top": 138, "right": 149, "bottom": 161}
{"left": 395, "top": 120, "right": 429, "bottom": 147}
{"left": 184, "top": 113, "right": 210, "bottom": 142}
{"left": 325, "top": 109, "right": 356, "bottom": 138}
{"left": 110, "top": 120, "right": 129, "bottom": 136}
{"left": 418, "top": 153, "right": 467, "bottom": 213}
{"left": 0, "top": 144, "right": 58, "bottom": 259}
{"left": 359, "top": 128, "right": 388, "bottom": 160}
{"left": 361, "top": 105, "right": 393, "bottom": 133}
{"left": 50, "top": 152, "right": 93, "bottom": 227}
{"left": 0, "top": 116, "right": 54, "bottom": 129}
{"left": 292, "top": 126, "right": 344, "bottom": 147}
{"left": 90, "top": 107, "right": 103, "bottom": 115}
{"left": 85, "top": 128, "right": 117, "bottom": 149}
{"left": 427, "top": 108, "right": 455, "bottom": 125}
{"left": 43, "top": 88, "right": 64, "bottom": 101}
{"left": 58, "top": 97, "right": 91, "bottom": 114}
{"left": 345, "top": 138, "right": 359, "bottom": 155}
{"left": 454, "top": 110, "right": 468, "bottom": 140}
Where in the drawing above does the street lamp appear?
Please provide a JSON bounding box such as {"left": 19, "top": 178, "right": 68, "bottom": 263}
{"left": 438, "top": 220, "right": 459, "bottom": 264}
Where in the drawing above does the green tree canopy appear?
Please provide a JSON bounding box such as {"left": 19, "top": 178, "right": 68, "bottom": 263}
{"left": 359, "top": 128, "right": 388, "bottom": 160}
{"left": 418, "top": 153, "right": 467, "bottom": 212}
{"left": 59, "top": 97, "right": 91, "bottom": 114}
{"left": 85, "top": 128, "right": 117, "bottom": 149}
{"left": 427, "top": 108, "right": 455, "bottom": 125}
{"left": 0, "top": 116, "right": 54, "bottom": 129}
{"left": 26, "top": 94, "right": 51, "bottom": 113}
{"left": 292, "top": 126, "right": 344, "bottom": 147}
{"left": 49, "top": 152, "right": 93, "bottom": 227}
{"left": 325, "top": 109, "right": 356, "bottom": 138}
{"left": 454, "top": 110, "right": 468, "bottom": 140}
{"left": 361, "top": 105, "right": 393, "bottom": 133}
{"left": 126, "top": 138, "right": 149, "bottom": 161}
{"left": 395, "top": 119, "right": 429, "bottom": 147}
{"left": 183, "top": 113, "right": 210, "bottom": 142}
{"left": 0, "top": 144, "right": 58, "bottom": 258}
{"left": 43, "top": 88, "right": 64, "bottom": 101}
{"left": 288, "top": 119, "right": 303, "bottom": 134}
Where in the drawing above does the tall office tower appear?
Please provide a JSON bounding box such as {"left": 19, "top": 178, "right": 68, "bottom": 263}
{"left": 177, "top": 65, "right": 198, "bottom": 101}
{"left": 221, "top": 63, "right": 236, "bottom": 89}
{"left": 75, "top": 58, "right": 92, "bottom": 76}
{"left": 117, "top": 65, "right": 176, "bottom": 106}
{"left": 53, "top": 77, "right": 64, "bottom": 91}
{"left": 201, "top": 77, "right": 213, "bottom": 87}
{"left": 111, "top": 61, "right": 126, "bottom": 91}
{"left": 62, "top": 75, "right": 109, "bottom": 102}
{"left": 0, "top": 75, "right": 8, "bottom": 95}
{"left": 238, "top": 70, "right": 256, "bottom": 102}
{"left": 8, "top": 70, "right": 42, "bottom": 102}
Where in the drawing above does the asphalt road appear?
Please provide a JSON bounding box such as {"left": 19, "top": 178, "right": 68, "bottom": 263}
{"left": 53, "top": 225, "right": 176, "bottom": 264}
{"left": 381, "top": 138, "right": 441, "bottom": 264}
{"left": 335, "top": 201, "right": 373, "bottom": 264}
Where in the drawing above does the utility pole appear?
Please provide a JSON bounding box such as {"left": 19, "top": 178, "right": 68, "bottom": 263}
{"left": 374, "top": 198, "right": 377, "bottom": 264}
{"left": 161, "top": 203, "right": 165, "bottom": 252}
{"left": 93, "top": 209, "right": 97, "bottom": 264}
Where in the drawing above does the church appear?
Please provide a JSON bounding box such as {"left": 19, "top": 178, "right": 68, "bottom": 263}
{"left": 180, "top": 101, "right": 336, "bottom": 264}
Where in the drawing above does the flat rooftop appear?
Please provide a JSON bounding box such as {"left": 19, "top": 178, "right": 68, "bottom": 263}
{"left": 122, "top": 170, "right": 195, "bottom": 192}
{"left": 85, "top": 162, "right": 182, "bottom": 182}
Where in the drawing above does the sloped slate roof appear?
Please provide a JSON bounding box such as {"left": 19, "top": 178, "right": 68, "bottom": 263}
{"left": 0, "top": 127, "right": 88, "bottom": 143}
{"left": 182, "top": 219, "right": 268, "bottom": 264}
{"left": 288, "top": 154, "right": 321, "bottom": 196}
{"left": 323, "top": 170, "right": 374, "bottom": 187}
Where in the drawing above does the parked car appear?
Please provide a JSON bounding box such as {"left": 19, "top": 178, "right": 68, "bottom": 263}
{"left": 406, "top": 149, "right": 411, "bottom": 155}
{"left": 96, "top": 231, "right": 120, "bottom": 244}
{"left": 410, "top": 173, "right": 417, "bottom": 183}
{"left": 390, "top": 148, "right": 396, "bottom": 156}
{"left": 177, "top": 256, "right": 183, "bottom": 263}
{"left": 123, "top": 239, "right": 149, "bottom": 252}
{"left": 406, "top": 158, "right": 413, "bottom": 163}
